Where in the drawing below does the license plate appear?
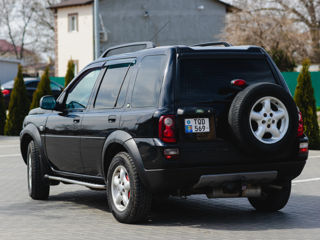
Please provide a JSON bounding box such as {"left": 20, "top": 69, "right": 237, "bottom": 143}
{"left": 185, "top": 118, "right": 210, "bottom": 133}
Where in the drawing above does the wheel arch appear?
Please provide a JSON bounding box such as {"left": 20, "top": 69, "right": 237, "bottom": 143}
{"left": 20, "top": 124, "right": 42, "bottom": 165}
{"left": 102, "top": 130, "right": 149, "bottom": 188}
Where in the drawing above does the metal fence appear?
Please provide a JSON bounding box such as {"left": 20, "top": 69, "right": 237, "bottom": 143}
{"left": 282, "top": 72, "right": 320, "bottom": 107}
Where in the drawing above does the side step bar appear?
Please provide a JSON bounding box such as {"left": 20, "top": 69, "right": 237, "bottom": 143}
{"left": 45, "top": 175, "right": 106, "bottom": 190}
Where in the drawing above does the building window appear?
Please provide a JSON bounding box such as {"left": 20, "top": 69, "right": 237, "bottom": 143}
{"left": 68, "top": 13, "right": 78, "bottom": 32}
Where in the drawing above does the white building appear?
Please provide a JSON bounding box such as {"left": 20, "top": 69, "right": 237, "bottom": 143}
{"left": 51, "top": 0, "right": 94, "bottom": 77}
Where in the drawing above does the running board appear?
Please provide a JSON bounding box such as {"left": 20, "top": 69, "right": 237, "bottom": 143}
{"left": 45, "top": 175, "right": 106, "bottom": 190}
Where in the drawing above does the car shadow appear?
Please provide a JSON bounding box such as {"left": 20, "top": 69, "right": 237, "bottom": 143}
{"left": 48, "top": 190, "right": 320, "bottom": 231}
{"left": 48, "top": 189, "right": 110, "bottom": 212}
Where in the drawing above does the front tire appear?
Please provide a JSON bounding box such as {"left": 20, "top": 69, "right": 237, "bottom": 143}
{"left": 27, "top": 140, "right": 50, "bottom": 200}
{"left": 107, "top": 152, "right": 152, "bottom": 223}
{"left": 248, "top": 181, "right": 291, "bottom": 212}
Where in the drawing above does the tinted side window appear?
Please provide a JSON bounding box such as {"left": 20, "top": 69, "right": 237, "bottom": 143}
{"left": 25, "top": 81, "right": 39, "bottom": 88}
{"left": 66, "top": 69, "right": 101, "bottom": 109}
{"left": 94, "top": 64, "right": 129, "bottom": 108}
{"left": 131, "top": 55, "right": 166, "bottom": 108}
{"left": 116, "top": 67, "right": 133, "bottom": 108}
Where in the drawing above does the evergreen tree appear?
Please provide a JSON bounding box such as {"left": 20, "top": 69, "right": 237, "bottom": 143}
{"left": 64, "top": 60, "right": 75, "bottom": 87}
{"left": 269, "top": 47, "right": 296, "bottom": 72}
{"left": 294, "top": 59, "right": 320, "bottom": 149}
{"left": 0, "top": 85, "right": 6, "bottom": 135}
{"left": 30, "top": 66, "right": 52, "bottom": 110}
{"left": 4, "top": 65, "right": 30, "bottom": 136}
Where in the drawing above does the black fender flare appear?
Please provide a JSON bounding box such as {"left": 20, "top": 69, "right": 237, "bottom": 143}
{"left": 20, "top": 124, "right": 50, "bottom": 175}
{"left": 101, "top": 130, "right": 149, "bottom": 188}
{"left": 20, "top": 124, "right": 42, "bottom": 164}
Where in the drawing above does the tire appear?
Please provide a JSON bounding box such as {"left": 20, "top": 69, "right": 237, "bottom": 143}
{"left": 248, "top": 181, "right": 291, "bottom": 212}
{"left": 27, "top": 140, "right": 50, "bottom": 200}
{"left": 228, "top": 83, "right": 298, "bottom": 155}
{"left": 106, "top": 152, "right": 152, "bottom": 223}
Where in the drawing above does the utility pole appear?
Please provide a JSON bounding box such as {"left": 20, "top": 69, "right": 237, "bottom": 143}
{"left": 94, "top": 0, "right": 100, "bottom": 59}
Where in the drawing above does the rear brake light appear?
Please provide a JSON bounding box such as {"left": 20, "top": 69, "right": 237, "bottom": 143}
{"left": 1, "top": 89, "right": 10, "bottom": 96}
{"left": 297, "top": 111, "right": 304, "bottom": 137}
{"left": 159, "top": 115, "right": 176, "bottom": 143}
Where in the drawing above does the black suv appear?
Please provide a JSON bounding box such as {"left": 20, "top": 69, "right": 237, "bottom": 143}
{"left": 20, "top": 42, "right": 308, "bottom": 223}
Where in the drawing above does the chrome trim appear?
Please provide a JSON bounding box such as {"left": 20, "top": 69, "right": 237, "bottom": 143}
{"left": 45, "top": 175, "right": 106, "bottom": 190}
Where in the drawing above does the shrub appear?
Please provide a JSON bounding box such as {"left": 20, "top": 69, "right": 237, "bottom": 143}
{"left": 0, "top": 86, "right": 6, "bottom": 135}
{"left": 30, "top": 66, "right": 52, "bottom": 110}
{"left": 64, "top": 60, "right": 75, "bottom": 87}
{"left": 4, "top": 65, "right": 30, "bottom": 136}
{"left": 269, "top": 48, "right": 296, "bottom": 72}
{"left": 294, "top": 58, "right": 320, "bottom": 149}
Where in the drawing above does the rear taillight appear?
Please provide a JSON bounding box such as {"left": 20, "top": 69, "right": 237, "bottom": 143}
{"left": 159, "top": 115, "right": 176, "bottom": 143}
{"left": 1, "top": 89, "right": 10, "bottom": 96}
{"left": 297, "top": 111, "right": 304, "bottom": 137}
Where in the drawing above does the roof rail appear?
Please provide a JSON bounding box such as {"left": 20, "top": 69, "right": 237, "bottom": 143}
{"left": 100, "top": 41, "right": 155, "bottom": 58}
{"left": 193, "top": 42, "right": 232, "bottom": 47}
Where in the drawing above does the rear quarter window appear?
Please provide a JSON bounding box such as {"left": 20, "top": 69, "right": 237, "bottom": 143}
{"left": 131, "top": 55, "right": 167, "bottom": 108}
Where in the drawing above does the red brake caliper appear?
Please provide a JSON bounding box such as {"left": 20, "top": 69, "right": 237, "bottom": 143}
{"left": 126, "top": 174, "right": 130, "bottom": 199}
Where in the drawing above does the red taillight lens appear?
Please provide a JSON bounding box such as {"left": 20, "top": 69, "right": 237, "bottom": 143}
{"left": 297, "top": 111, "right": 304, "bottom": 137}
{"left": 1, "top": 89, "right": 10, "bottom": 96}
{"left": 159, "top": 115, "right": 176, "bottom": 143}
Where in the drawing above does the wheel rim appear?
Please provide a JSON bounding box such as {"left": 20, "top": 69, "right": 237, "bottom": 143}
{"left": 111, "top": 165, "right": 131, "bottom": 211}
{"left": 249, "top": 96, "right": 289, "bottom": 144}
{"left": 27, "top": 152, "right": 32, "bottom": 193}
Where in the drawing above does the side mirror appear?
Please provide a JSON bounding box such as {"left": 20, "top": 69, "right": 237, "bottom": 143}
{"left": 40, "top": 95, "right": 56, "bottom": 110}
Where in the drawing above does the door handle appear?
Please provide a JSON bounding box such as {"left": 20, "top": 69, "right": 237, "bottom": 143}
{"left": 108, "top": 115, "right": 117, "bottom": 123}
{"left": 73, "top": 118, "right": 80, "bottom": 124}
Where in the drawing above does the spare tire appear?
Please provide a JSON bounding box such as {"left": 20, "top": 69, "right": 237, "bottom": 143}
{"left": 228, "top": 83, "right": 298, "bottom": 155}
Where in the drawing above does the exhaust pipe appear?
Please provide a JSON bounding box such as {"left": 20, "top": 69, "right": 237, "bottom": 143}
{"left": 206, "top": 185, "right": 261, "bottom": 198}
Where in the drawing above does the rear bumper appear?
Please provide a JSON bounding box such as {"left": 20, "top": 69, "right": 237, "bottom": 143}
{"left": 143, "top": 160, "right": 306, "bottom": 193}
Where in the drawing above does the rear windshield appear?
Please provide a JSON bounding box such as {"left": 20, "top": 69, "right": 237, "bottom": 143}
{"left": 177, "top": 58, "right": 276, "bottom": 102}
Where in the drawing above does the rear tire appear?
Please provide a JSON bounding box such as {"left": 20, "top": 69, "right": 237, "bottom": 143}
{"left": 248, "top": 181, "right": 291, "bottom": 212}
{"left": 107, "top": 152, "right": 152, "bottom": 223}
{"left": 27, "top": 140, "right": 50, "bottom": 200}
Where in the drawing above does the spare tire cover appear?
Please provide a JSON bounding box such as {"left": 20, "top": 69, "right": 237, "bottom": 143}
{"left": 228, "top": 83, "right": 298, "bottom": 155}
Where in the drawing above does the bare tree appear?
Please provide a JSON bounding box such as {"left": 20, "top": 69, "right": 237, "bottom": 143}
{"left": 222, "top": 1, "right": 310, "bottom": 61}
{"left": 226, "top": 0, "right": 320, "bottom": 62}
{"left": 0, "top": 0, "right": 60, "bottom": 63}
{"left": 0, "top": 0, "right": 35, "bottom": 60}
{"left": 31, "top": 0, "right": 60, "bottom": 58}
{"left": 268, "top": 0, "right": 320, "bottom": 61}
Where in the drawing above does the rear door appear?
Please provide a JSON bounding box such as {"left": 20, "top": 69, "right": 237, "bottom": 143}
{"left": 80, "top": 60, "right": 135, "bottom": 176}
{"left": 175, "top": 53, "right": 277, "bottom": 166}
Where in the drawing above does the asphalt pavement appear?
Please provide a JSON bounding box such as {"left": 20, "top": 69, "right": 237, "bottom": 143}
{"left": 0, "top": 136, "right": 319, "bottom": 240}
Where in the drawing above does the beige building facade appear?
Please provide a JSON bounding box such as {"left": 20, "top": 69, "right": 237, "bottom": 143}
{"left": 53, "top": 1, "right": 94, "bottom": 77}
